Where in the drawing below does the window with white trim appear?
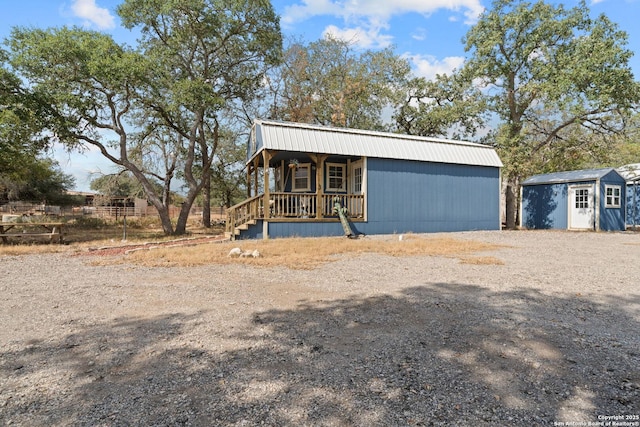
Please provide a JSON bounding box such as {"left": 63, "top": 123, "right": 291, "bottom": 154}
{"left": 292, "top": 163, "right": 311, "bottom": 192}
{"left": 605, "top": 185, "right": 621, "bottom": 208}
{"left": 327, "top": 163, "right": 346, "bottom": 192}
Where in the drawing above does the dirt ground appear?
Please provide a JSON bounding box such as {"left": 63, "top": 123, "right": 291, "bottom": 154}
{"left": 1, "top": 230, "right": 639, "bottom": 426}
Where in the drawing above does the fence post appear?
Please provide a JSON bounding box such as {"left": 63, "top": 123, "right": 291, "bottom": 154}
{"left": 122, "top": 213, "right": 127, "bottom": 241}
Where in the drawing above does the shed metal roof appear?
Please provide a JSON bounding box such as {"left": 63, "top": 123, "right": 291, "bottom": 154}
{"left": 522, "top": 168, "right": 618, "bottom": 185}
{"left": 617, "top": 163, "right": 640, "bottom": 182}
{"left": 250, "top": 120, "right": 503, "bottom": 168}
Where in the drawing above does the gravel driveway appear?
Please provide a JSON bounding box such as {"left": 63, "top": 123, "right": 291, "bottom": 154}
{"left": 1, "top": 230, "right": 639, "bottom": 426}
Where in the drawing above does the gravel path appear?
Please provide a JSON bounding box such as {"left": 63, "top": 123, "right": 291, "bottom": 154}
{"left": 1, "top": 230, "right": 639, "bottom": 426}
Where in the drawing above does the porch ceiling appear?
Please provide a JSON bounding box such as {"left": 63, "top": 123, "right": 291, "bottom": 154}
{"left": 253, "top": 151, "right": 354, "bottom": 167}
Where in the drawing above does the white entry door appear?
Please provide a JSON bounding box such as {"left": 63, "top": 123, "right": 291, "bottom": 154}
{"left": 349, "top": 160, "right": 364, "bottom": 217}
{"left": 569, "top": 185, "right": 595, "bottom": 230}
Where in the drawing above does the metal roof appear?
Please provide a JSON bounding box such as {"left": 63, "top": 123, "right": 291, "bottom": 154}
{"left": 250, "top": 120, "right": 503, "bottom": 168}
{"left": 522, "top": 168, "right": 618, "bottom": 185}
{"left": 617, "top": 163, "right": 640, "bottom": 182}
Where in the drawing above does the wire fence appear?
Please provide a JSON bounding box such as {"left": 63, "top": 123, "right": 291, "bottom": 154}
{"left": 0, "top": 202, "right": 221, "bottom": 220}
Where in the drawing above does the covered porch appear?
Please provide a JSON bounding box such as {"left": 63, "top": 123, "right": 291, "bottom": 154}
{"left": 226, "top": 149, "right": 366, "bottom": 238}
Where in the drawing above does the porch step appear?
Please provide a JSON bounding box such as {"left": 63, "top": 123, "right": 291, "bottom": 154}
{"left": 237, "top": 219, "right": 257, "bottom": 231}
{"left": 229, "top": 219, "right": 257, "bottom": 240}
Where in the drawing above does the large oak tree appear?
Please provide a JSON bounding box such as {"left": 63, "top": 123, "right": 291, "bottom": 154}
{"left": 4, "top": 0, "right": 282, "bottom": 235}
{"left": 118, "top": 0, "right": 282, "bottom": 231}
{"left": 1, "top": 48, "right": 77, "bottom": 204}
{"left": 266, "top": 37, "right": 410, "bottom": 130}
{"left": 463, "top": 0, "right": 639, "bottom": 228}
{"left": 393, "top": 71, "right": 488, "bottom": 140}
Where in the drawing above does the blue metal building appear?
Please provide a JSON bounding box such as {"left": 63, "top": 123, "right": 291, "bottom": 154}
{"left": 227, "top": 120, "right": 503, "bottom": 239}
{"left": 520, "top": 168, "right": 626, "bottom": 231}
{"left": 617, "top": 164, "right": 640, "bottom": 229}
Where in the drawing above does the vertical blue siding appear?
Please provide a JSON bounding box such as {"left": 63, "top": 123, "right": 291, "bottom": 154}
{"left": 247, "top": 126, "right": 263, "bottom": 162}
{"left": 236, "top": 220, "right": 264, "bottom": 240}
{"left": 599, "top": 171, "right": 626, "bottom": 231}
{"left": 266, "top": 221, "right": 348, "bottom": 238}
{"left": 363, "top": 158, "right": 500, "bottom": 234}
{"left": 522, "top": 184, "right": 568, "bottom": 229}
{"left": 627, "top": 183, "right": 640, "bottom": 227}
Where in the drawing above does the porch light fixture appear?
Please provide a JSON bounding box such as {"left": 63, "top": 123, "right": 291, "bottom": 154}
{"left": 288, "top": 159, "right": 299, "bottom": 169}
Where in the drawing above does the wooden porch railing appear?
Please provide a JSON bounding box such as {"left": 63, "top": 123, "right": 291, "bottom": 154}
{"left": 321, "top": 194, "right": 364, "bottom": 218}
{"left": 225, "top": 194, "right": 264, "bottom": 234}
{"left": 226, "top": 192, "right": 364, "bottom": 234}
{"left": 270, "top": 192, "right": 316, "bottom": 217}
{"left": 270, "top": 193, "right": 364, "bottom": 219}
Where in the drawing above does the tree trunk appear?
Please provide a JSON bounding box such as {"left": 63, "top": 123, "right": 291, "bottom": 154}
{"left": 173, "top": 182, "right": 206, "bottom": 235}
{"left": 174, "top": 201, "right": 191, "bottom": 235}
{"left": 504, "top": 178, "right": 519, "bottom": 229}
{"left": 145, "top": 188, "right": 174, "bottom": 234}
{"left": 202, "top": 174, "right": 211, "bottom": 228}
{"left": 124, "top": 162, "right": 175, "bottom": 235}
{"left": 144, "top": 192, "right": 174, "bottom": 235}
{"left": 157, "top": 205, "right": 175, "bottom": 235}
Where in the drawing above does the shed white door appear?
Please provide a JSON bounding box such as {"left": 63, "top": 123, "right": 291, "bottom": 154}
{"left": 569, "top": 185, "right": 595, "bottom": 230}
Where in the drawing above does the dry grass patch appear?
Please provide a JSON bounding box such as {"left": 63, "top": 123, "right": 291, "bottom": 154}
{"left": 458, "top": 256, "right": 505, "bottom": 265}
{"left": 0, "top": 243, "right": 69, "bottom": 256}
{"left": 0, "top": 216, "right": 226, "bottom": 257}
{"left": 124, "top": 235, "right": 505, "bottom": 269}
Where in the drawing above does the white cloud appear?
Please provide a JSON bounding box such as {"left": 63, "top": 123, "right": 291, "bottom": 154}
{"left": 323, "top": 24, "right": 394, "bottom": 49}
{"left": 282, "top": 0, "right": 483, "bottom": 52}
{"left": 407, "top": 54, "right": 466, "bottom": 80}
{"left": 282, "top": 0, "right": 484, "bottom": 27}
{"left": 411, "top": 27, "right": 427, "bottom": 41}
{"left": 71, "top": 0, "right": 115, "bottom": 30}
{"left": 281, "top": 0, "right": 342, "bottom": 27}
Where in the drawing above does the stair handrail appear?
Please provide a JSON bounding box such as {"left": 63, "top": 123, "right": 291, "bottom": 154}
{"left": 226, "top": 194, "right": 264, "bottom": 234}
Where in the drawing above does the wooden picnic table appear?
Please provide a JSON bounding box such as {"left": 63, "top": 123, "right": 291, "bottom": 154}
{"left": 0, "top": 222, "right": 64, "bottom": 244}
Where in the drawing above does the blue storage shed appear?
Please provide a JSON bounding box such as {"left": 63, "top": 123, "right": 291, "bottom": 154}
{"left": 226, "top": 120, "right": 503, "bottom": 239}
{"left": 520, "top": 168, "right": 626, "bottom": 231}
{"left": 617, "top": 164, "right": 640, "bottom": 229}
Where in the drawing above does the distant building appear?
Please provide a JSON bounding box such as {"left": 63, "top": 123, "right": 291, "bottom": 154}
{"left": 520, "top": 168, "right": 626, "bottom": 231}
{"left": 67, "top": 191, "right": 149, "bottom": 217}
{"left": 617, "top": 164, "right": 640, "bottom": 229}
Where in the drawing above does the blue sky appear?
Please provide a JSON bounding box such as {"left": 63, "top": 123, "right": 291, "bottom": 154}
{"left": 1, "top": 0, "right": 639, "bottom": 191}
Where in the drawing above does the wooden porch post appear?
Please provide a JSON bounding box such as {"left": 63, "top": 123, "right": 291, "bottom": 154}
{"left": 262, "top": 151, "right": 272, "bottom": 240}
{"left": 262, "top": 150, "right": 271, "bottom": 220}
{"left": 246, "top": 163, "right": 252, "bottom": 198}
{"left": 253, "top": 157, "right": 259, "bottom": 196}
{"left": 313, "top": 154, "right": 328, "bottom": 219}
{"left": 280, "top": 160, "right": 285, "bottom": 191}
